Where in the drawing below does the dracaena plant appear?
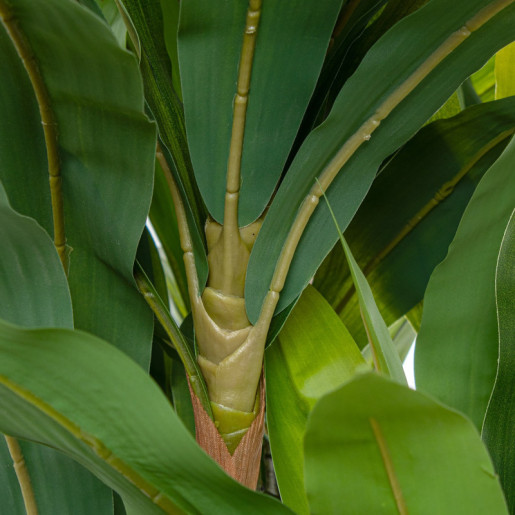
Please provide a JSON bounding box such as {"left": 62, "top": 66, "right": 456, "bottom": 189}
{"left": 0, "top": 0, "right": 514, "bottom": 513}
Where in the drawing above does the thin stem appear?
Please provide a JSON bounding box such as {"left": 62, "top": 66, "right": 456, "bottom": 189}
{"left": 4, "top": 435, "right": 38, "bottom": 515}
{"left": 0, "top": 2, "right": 67, "bottom": 271}
{"left": 256, "top": 0, "right": 513, "bottom": 324}
{"left": 369, "top": 418, "right": 408, "bottom": 515}
{"left": 134, "top": 264, "right": 213, "bottom": 419}
{"left": 222, "top": 0, "right": 262, "bottom": 290}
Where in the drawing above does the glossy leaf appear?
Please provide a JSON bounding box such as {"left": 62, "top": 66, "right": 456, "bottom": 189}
{"left": 0, "top": 186, "right": 113, "bottom": 514}
{"left": 415, "top": 135, "right": 515, "bottom": 430}
{"left": 246, "top": 0, "right": 515, "bottom": 323}
{"left": 0, "top": 0, "right": 156, "bottom": 367}
{"left": 266, "top": 285, "right": 366, "bottom": 514}
{"left": 314, "top": 98, "right": 515, "bottom": 344}
{"left": 495, "top": 41, "right": 515, "bottom": 98}
{"left": 178, "top": 0, "right": 342, "bottom": 225}
{"left": 0, "top": 320, "right": 291, "bottom": 514}
{"left": 482, "top": 210, "right": 515, "bottom": 511}
{"left": 304, "top": 373, "right": 508, "bottom": 514}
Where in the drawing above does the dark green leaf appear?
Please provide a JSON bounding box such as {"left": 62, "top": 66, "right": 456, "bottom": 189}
{"left": 482, "top": 209, "right": 515, "bottom": 511}
{"left": 178, "top": 0, "right": 342, "bottom": 225}
{"left": 0, "top": 0, "right": 156, "bottom": 367}
{"left": 415, "top": 135, "right": 515, "bottom": 429}
{"left": 246, "top": 0, "right": 515, "bottom": 323}
{"left": 304, "top": 373, "right": 508, "bottom": 514}
{"left": 314, "top": 99, "right": 515, "bottom": 345}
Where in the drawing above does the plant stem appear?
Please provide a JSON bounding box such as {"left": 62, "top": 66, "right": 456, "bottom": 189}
{"left": 4, "top": 435, "right": 38, "bottom": 515}
{"left": 134, "top": 264, "right": 213, "bottom": 419}
{"left": 256, "top": 0, "right": 513, "bottom": 325}
{"left": 0, "top": 1, "right": 67, "bottom": 271}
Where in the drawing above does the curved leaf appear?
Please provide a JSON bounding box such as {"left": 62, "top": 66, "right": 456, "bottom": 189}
{"left": 0, "top": 320, "right": 291, "bottom": 514}
{"left": 0, "top": 0, "right": 156, "bottom": 367}
{"left": 304, "top": 373, "right": 508, "bottom": 514}
{"left": 415, "top": 135, "right": 515, "bottom": 429}
{"left": 246, "top": 0, "right": 515, "bottom": 323}
{"left": 0, "top": 186, "right": 112, "bottom": 514}
{"left": 482, "top": 209, "right": 515, "bottom": 511}
{"left": 495, "top": 41, "right": 515, "bottom": 99}
{"left": 178, "top": 0, "right": 342, "bottom": 225}
{"left": 265, "top": 285, "right": 365, "bottom": 514}
{"left": 314, "top": 98, "right": 515, "bottom": 344}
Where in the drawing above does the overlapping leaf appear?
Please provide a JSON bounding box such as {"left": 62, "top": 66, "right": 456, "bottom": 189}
{"left": 314, "top": 98, "right": 515, "bottom": 344}
{"left": 246, "top": 0, "right": 515, "bottom": 324}
{"left": 0, "top": 0, "right": 156, "bottom": 367}
{"left": 178, "top": 0, "right": 342, "bottom": 226}
{"left": 304, "top": 373, "right": 508, "bottom": 514}
{"left": 266, "top": 286, "right": 365, "bottom": 514}
{"left": 415, "top": 135, "right": 515, "bottom": 429}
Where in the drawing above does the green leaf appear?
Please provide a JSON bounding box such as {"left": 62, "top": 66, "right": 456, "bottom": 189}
{"left": 266, "top": 285, "right": 366, "bottom": 515}
{"left": 246, "top": 0, "right": 515, "bottom": 323}
{"left": 304, "top": 373, "right": 508, "bottom": 514}
{"left": 472, "top": 55, "right": 496, "bottom": 101}
{"left": 314, "top": 98, "right": 515, "bottom": 345}
{"left": 322, "top": 196, "right": 406, "bottom": 383}
{"left": 495, "top": 41, "right": 515, "bottom": 99}
{"left": 0, "top": 320, "right": 291, "bottom": 514}
{"left": 159, "top": 0, "right": 181, "bottom": 99}
{"left": 0, "top": 186, "right": 113, "bottom": 514}
{"left": 482, "top": 209, "right": 515, "bottom": 511}
{"left": 415, "top": 135, "right": 515, "bottom": 430}
{"left": 120, "top": 0, "right": 208, "bottom": 287}
{"left": 178, "top": 0, "right": 342, "bottom": 225}
{"left": 0, "top": 0, "right": 156, "bottom": 367}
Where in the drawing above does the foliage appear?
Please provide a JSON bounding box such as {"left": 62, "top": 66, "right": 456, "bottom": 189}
{"left": 0, "top": 0, "right": 514, "bottom": 513}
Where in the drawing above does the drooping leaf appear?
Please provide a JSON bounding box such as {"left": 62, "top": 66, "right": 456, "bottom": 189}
{"left": 266, "top": 285, "right": 366, "bottom": 515}
{"left": 482, "top": 209, "right": 515, "bottom": 511}
{"left": 0, "top": 185, "right": 113, "bottom": 514}
{"left": 246, "top": 0, "right": 515, "bottom": 323}
{"left": 0, "top": 0, "right": 156, "bottom": 367}
{"left": 415, "top": 135, "right": 515, "bottom": 430}
{"left": 304, "top": 373, "right": 508, "bottom": 514}
{"left": 314, "top": 98, "right": 515, "bottom": 344}
{"left": 495, "top": 41, "right": 515, "bottom": 98}
{"left": 0, "top": 320, "right": 291, "bottom": 514}
{"left": 178, "top": 0, "right": 342, "bottom": 225}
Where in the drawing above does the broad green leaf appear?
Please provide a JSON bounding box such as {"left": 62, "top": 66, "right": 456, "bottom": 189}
{"left": 0, "top": 320, "right": 291, "bottom": 514}
{"left": 324, "top": 203, "right": 406, "bottom": 383}
{"left": 0, "top": 0, "right": 156, "bottom": 367}
{"left": 472, "top": 55, "right": 496, "bottom": 101}
{"left": 314, "top": 99, "right": 515, "bottom": 345}
{"left": 495, "top": 41, "right": 515, "bottom": 98}
{"left": 457, "top": 77, "right": 482, "bottom": 108}
{"left": 246, "top": 0, "right": 515, "bottom": 323}
{"left": 415, "top": 135, "right": 515, "bottom": 430}
{"left": 178, "top": 0, "right": 342, "bottom": 225}
{"left": 0, "top": 187, "right": 112, "bottom": 514}
{"left": 304, "top": 373, "right": 508, "bottom": 514}
{"left": 120, "top": 0, "right": 208, "bottom": 290}
{"left": 482, "top": 209, "right": 515, "bottom": 511}
{"left": 159, "top": 0, "right": 181, "bottom": 99}
{"left": 266, "top": 285, "right": 365, "bottom": 515}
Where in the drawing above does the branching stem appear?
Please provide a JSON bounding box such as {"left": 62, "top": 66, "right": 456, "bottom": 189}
{"left": 0, "top": 1, "right": 67, "bottom": 271}
{"left": 256, "top": 0, "right": 513, "bottom": 324}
